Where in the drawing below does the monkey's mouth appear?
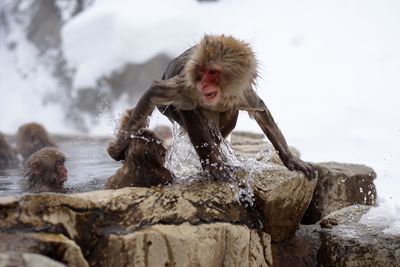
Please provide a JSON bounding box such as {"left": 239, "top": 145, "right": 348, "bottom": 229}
{"left": 204, "top": 91, "right": 218, "bottom": 100}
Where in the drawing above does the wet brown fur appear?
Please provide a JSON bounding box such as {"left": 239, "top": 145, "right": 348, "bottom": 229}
{"left": 106, "top": 110, "right": 172, "bottom": 189}
{"left": 24, "top": 147, "right": 67, "bottom": 193}
{"left": 105, "top": 129, "right": 172, "bottom": 189}
{"left": 17, "top": 122, "right": 56, "bottom": 160}
{"left": 0, "top": 133, "right": 18, "bottom": 169}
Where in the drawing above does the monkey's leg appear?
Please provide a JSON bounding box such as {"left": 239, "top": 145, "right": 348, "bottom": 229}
{"left": 179, "top": 109, "right": 233, "bottom": 180}
{"left": 219, "top": 109, "right": 239, "bottom": 139}
{"left": 158, "top": 105, "right": 184, "bottom": 126}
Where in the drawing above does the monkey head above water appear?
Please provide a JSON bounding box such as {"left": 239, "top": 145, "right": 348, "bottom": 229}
{"left": 24, "top": 147, "right": 68, "bottom": 193}
{"left": 108, "top": 34, "right": 317, "bottom": 180}
{"left": 105, "top": 109, "right": 173, "bottom": 189}
{"left": 17, "top": 122, "right": 56, "bottom": 160}
{"left": 0, "top": 133, "right": 18, "bottom": 169}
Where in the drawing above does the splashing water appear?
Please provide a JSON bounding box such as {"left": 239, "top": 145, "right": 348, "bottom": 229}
{"left": 166, "top": 123, "right": 274, "bottom": 206}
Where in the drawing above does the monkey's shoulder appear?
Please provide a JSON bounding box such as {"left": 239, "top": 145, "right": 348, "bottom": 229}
{"left": 163, "top": 47, "right": 195, "bottom": 79}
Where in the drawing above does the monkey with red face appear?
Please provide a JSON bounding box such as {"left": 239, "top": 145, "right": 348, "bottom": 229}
{"left": 108, "top": 35, "right": 317, "bottom": 180}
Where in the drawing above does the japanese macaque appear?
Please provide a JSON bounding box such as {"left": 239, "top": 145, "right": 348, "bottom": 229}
{"left": 108, "top": 34, "right": 317, "bottom": 180}
{"left": 17, "top": 123, "right": 56, "bottom": 160}
{"left": 0, "top": 133, "right": 18, "bottom": 169}
{"left": 105, "top": 110, "right": 173, "bottom": 189}
{"left": 24, "top": 147, "right": 68, "bottom": 193}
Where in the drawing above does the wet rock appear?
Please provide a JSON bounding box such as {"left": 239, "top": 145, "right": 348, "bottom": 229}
{"left": 231, "top": 131, "right": 300, "bottom": 164}
{"left": 302, "top": 162, "right": 377, "bottom": 224}
{"left": 271, "top": 224, "right": 321, "bottom": 267}
{"left": 318, "top": 205, "right": 400, "bottom": 267}
{"left": 0, "top": 166, "right": 315, "bottom": 264}
{"left": 251, "top": 167, "right": 317, "bottom": 241}
{"left": 89, "top": 223, "right": 273, "bottom": 267}
{"left": 0, "top": 252, "right": 66, "bottom": 267}
{"left": 0, "top": 233, "right": 88, "bottom": 266}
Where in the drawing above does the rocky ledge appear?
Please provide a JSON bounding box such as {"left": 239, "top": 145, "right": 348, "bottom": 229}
{"left": 0, "top": 133, "right": 386, "bottom": 267}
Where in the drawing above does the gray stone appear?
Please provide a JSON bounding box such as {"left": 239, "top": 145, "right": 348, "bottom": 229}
{"left": 89, "top": 223, "right": 272, "bottom": 267}
{"left": 0, "top": 233, "right": 88, "bottom": 267}
{"left": 302, "top": 162, "right": 377, "bottom": 224}
{"left": 0, "top": 252, "right": 66, "bottom": 267}
{"left": 318, "top": 205, "right": 400, "bottom": 267}
{"left": 271, "top": 224, "right": 321, "bottom": 267}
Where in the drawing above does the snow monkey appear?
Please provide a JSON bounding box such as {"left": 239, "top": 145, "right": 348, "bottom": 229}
{"left": 108, "top": 34, "right": 317, "bottom": 180}
{"left": 24, "top": 147, "right": 68, "bottom": 193}
{"left": 17, "top": 122, "right": 56, "bottom": 160}
{"left": 105, "top": 109, "right": 173, "bottom": 189}
{"left": 0, "top": 133, "right": 18, "bottom": 169}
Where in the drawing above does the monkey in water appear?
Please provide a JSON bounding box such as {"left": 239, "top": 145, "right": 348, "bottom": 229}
{"left": 24, "top": 147, "right": 68, "bottom": 193}
{"left": 17, "top": 122, "right": 56, "bottom": 160}
{"left": 0, "top": 133, "right": 18, "bottom": 169}
{"left": 108, "top": 35, "right": 317, "bottom": 180}
{"left": 105, "top": 109, "right": 173, "bottom": 189}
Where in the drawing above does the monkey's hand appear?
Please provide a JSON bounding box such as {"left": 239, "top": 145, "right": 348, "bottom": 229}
{"left": 108, "top": 131, "right": 132, "bottom": 161}
{"left": 283, "top": 157, "right": 318, "bottom": 180}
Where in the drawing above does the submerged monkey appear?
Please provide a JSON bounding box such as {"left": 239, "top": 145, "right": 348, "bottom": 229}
{"left": 0, "top": 133, "right": 18, "bottom": 169}
{"left": 24, "top": 147, "right": 68, "bottom": 193}
{"left": 105, "top": 109, "right": 173, "bottom": 189}
{"left": 17, "top": 122, "right": 56, "bottom": 160}
{"left": 108, "top": 35, "right": 317, "bottom": 180}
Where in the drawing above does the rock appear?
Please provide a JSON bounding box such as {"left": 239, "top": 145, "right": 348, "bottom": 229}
{"left": 318, "top": 205, "right": 400, "bottom": 267}
{"left": 271, "top": 224, "right": 321, "bottom": 267}
{"left": 0, "top": 233, "right": 88, "bottom": 267}
{"left": 302, "top": 162, "right": 377, "bottom": 224}
{"left": 103, "top": 55, "right": 171, "bottom": 100}
{"left": 27, "top": 0, "right": 62, "bottom": 52}
{"left": 0, "top": 166, "right": 315, "bottom": 264}
{"left": 0, "top": 252, "right": 66, "bottom": 267}
{"left": 251, "top": 168, "right": 317, "bottom": 241}
{"left": 89, "top": 223, "right": 273, "bottom": 267}
{"left": 231, "top": 131, "right": 301, "bottom": 164}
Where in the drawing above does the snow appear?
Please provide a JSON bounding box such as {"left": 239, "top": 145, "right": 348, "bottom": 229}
{"left": 1, "top": 0, "right": 399, "bottom": 230}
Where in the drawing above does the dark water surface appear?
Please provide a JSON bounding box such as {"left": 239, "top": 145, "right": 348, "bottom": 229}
{"left": 0, "top": 135, "right": 120, "bottom": 197}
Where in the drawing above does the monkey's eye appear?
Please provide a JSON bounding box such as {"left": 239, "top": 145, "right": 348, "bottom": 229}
{"left": 196, "top": 66, "right": 205, "bottom": 76}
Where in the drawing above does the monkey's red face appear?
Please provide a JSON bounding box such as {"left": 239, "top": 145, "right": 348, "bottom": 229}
{"left": 55, "top": 161, "right": 68, "bottom": 184}
{"left": 196, "top": 67, "right": 222, "bottom": 106}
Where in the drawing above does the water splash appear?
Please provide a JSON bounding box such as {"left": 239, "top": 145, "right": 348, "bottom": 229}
{"left": 166, "top": 123, "right": 274, "bottom": 207}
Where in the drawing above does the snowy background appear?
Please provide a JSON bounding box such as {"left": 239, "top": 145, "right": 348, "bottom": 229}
{"left": 0, "top": 0, "right": 399, "bottom": 229}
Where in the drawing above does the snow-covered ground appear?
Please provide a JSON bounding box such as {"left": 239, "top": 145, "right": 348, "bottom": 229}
{"left": 0, "top": 0, "right": 399, "bottom": 230}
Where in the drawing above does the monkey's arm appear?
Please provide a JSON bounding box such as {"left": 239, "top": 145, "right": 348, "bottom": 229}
{"left": 252, "top": 108, "right": 317, "bottom": 179}
{"left": 108, "top": 77, "right": 189, "bottom": 161}
{"left": 126, "top": 77, "right": 189, "bottom": 130}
